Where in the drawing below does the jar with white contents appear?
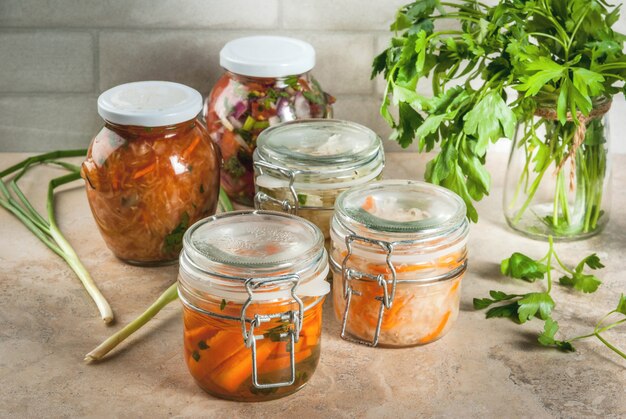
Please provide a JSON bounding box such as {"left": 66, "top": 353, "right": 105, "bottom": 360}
{"left": 329, "top": 180, "right": 469, "bottom": 347}
{"left": 253, "top": 119, "right": 385, "bottom": 240}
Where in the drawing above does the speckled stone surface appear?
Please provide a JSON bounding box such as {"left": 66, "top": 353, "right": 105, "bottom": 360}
{"left": 0, "top": 152, "right": 624, "bottom": 418}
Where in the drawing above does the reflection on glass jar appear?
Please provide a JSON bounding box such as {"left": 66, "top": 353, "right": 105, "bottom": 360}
{"left": 204, "top": 36, "right": 334, "bottom": 206}
{"left": 178, "top": 211, "right": 330, "bottom": 401}
{"left": 329, "top": 180, "right": 469, "bottom": 348}
{"left": 253, "top": 119, "right": 385, "bottom": 242}
{"left": 82, "top": 81, "right": 220, "bottom": 265}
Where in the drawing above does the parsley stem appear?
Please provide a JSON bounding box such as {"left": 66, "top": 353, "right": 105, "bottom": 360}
{"left": 439, "top": 1, "right": 489, "bottom": 10}
{"left": 565, "top": 5, "right": 590, "bottom": 52}
{"left": 529, "top": 32, "right": 567, "bottom": 50}
{"left": 551, "top": 250, "right": 574, "bottom": 275}
{"left": 595, "top": 333, "right": 626, "bottom": 360}
{"left": 512, "top": 158, "right": 551, "bottom": 224}
{"left": 546, "top": 236, "right": 554, "bottom": 293}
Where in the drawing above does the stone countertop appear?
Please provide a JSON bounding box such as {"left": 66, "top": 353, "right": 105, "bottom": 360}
{"left": 1, "top": 152, "right": 624, "bottom": 418}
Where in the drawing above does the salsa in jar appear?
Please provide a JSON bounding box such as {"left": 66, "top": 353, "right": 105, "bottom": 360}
{"left": 178, "top": 211, "right": 330, "bottom": 401}
{"left": 82, "top": 81, "right": 220, "bottom": 265}
{"left": 204, "top": 36, "right": 334, "bottom": 206}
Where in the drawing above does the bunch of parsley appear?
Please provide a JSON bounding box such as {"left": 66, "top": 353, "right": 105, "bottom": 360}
{"left": 372, "top": 0, "right": 626, "bottom": 224}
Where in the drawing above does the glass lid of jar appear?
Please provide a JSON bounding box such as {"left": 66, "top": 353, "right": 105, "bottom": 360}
{"left": 256, "top": 119, "right": 382, "bottom": 171}
{"left": 335, "top": 180, "right": 467, "bottom": 238}
{"left": 185, "top": 211, "right": 323, "bottom": 269}
{"left": 180, "top": 211, "right": 329, "bottom": 302}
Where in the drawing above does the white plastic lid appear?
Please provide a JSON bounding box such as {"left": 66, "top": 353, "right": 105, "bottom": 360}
{"left": 97, "top": 81, "right": 203, "bottom": 127}
{"left": 220, "top": 36, "right": 315, "bottom": 78}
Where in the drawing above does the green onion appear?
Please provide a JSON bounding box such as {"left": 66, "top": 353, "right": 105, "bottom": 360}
{"left": 0, "top": 150, "right": 114, "bottom": 324}
{"left": 85, "top": 282, "right": 178, "bottom": 362}
{"left": 242, "top": 116, "right": 256, "bottom": 131}
{"left": 218, "top": 187, "right": 234, "bottom": 212}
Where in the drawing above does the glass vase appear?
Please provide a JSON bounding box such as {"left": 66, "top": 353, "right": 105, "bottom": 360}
{"left": 503, "top": 101, "right": 612, "bottom": 241}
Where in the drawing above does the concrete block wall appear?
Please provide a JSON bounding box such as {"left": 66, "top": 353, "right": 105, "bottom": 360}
{"left": 0, "top": 0, "right": 624, "bottom": 153}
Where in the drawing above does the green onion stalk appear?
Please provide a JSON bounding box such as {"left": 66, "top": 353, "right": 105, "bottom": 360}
{"left": 86, "top": 188, "right": 234, "bottom": 362}
{"left": 506, "top": 111, "right": 608, "bottom": 239}
{"left": 0, "top": 150, "right": 114, "bottom": 324}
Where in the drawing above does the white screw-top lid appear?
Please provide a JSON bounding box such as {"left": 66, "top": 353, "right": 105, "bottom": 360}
{"left": 220, "top": 36, "right": 316, "bottom": 78}
{"left": 97, "top": 81, "right": 203, "bottom": 127}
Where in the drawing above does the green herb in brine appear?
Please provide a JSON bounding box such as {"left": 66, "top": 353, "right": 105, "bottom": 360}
{"left": 163, "top": 212, "right": 189, "bottom": 254}
{"left": 224, "top": 156, "right": 245, "bottom": 179}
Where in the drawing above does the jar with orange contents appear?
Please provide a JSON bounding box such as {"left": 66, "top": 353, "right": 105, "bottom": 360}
{"left": 329, "top": 180, "right": 469, "bottom": 347}
{"left": 81, "top": 81, "right": 220, "bottom": 265}
{"left": 178, "top": 211, "right": 330, "bottom": 401}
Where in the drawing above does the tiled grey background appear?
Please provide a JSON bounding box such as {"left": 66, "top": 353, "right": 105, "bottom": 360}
{"left": 0, "top": 0, "right": 624, "bottom": 153}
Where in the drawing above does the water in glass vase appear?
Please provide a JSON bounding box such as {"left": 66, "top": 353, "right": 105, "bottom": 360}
{"left": 503, "top": 100, "right": 612, "bottom": 241}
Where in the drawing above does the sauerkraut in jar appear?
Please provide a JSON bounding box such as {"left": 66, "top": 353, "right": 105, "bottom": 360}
{"left": 330, "top": 180, "right": 469, "bottom": 348}
{"left": 204, "top": 36, "right": 334, "bottom": 206}
{"left": 178, "top": 211, "right": 330, "bottom": 401}
{"left": 253, "top": 120, "right": 384, "bottom": 241}
{"left": 82, "top": 81, "right": 220, "bottom": 265}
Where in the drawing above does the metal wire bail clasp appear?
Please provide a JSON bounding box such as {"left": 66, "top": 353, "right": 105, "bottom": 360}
{"left": 253, "top": 160, "right": 301, "bottom": 215}
{"left": 340, "top": 234, "right": 396, "bottom": 347}
{"left": 240, "top": 274, "right": 304, "bottom": 389}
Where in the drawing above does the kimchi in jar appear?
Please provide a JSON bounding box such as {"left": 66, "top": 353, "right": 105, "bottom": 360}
{"left": 330, "top": 180, "right": 469, "bottom": 348}
{"left": 82, "top": 81, "right": 220, "bottom": 265}
{"left": 204, "top": 36, "right": 334, "bottom": 206}
{"left": 178, "top": 211, "right": 330, "bottom": 401}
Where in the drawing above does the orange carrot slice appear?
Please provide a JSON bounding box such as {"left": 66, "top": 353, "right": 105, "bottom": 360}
{"left": 219, "top": 130, "right": 239, "bottom": 161}
{"left": 260, "top": 348, "right": 313, "bottom": 375}
{"left": 420, "top": 311, "right": 451, "bottom": 343}
{"left": 184, "top": 325, "right": 219, "bottom": 350}
{"left": 362, "top": 195, "right": 376, "bottom": 212}
{"left": 132, "top": 162, "right": 156, "bottom": 179}
{"left": 448, "top": 279, "right": 461, "bottom": 294}
{"left": 211, "top": 340, "right": 277, "bottom": 392}
{"left": 367, "top": 262, "right": 433, "bottom": 275}
{"left": 182, "top": 136, "right": 201, "bottom": 160}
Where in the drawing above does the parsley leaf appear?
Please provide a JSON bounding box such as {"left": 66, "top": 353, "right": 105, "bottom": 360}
{"left": 163, "top": 212, "right": 190, "bottom": 254}
{"left": 537, "top": 318, "right": 575, "bottom": 352}
{"left": 501, "top": 252, "right": 547, "bottom": 282}
{"left": 463, "top": 91, "right": 516, "bottom": 157}
{"left": 575, "top": 253, "right": 605, "bottom": 272}
{"left": 517, "top": 292, "right": 554, "bottom": 323}
{"left": 559, "top": 273, "right": 602, "bottom": 293}
{"left": 616, "top": 294, "right": 626, "bottom": 315}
